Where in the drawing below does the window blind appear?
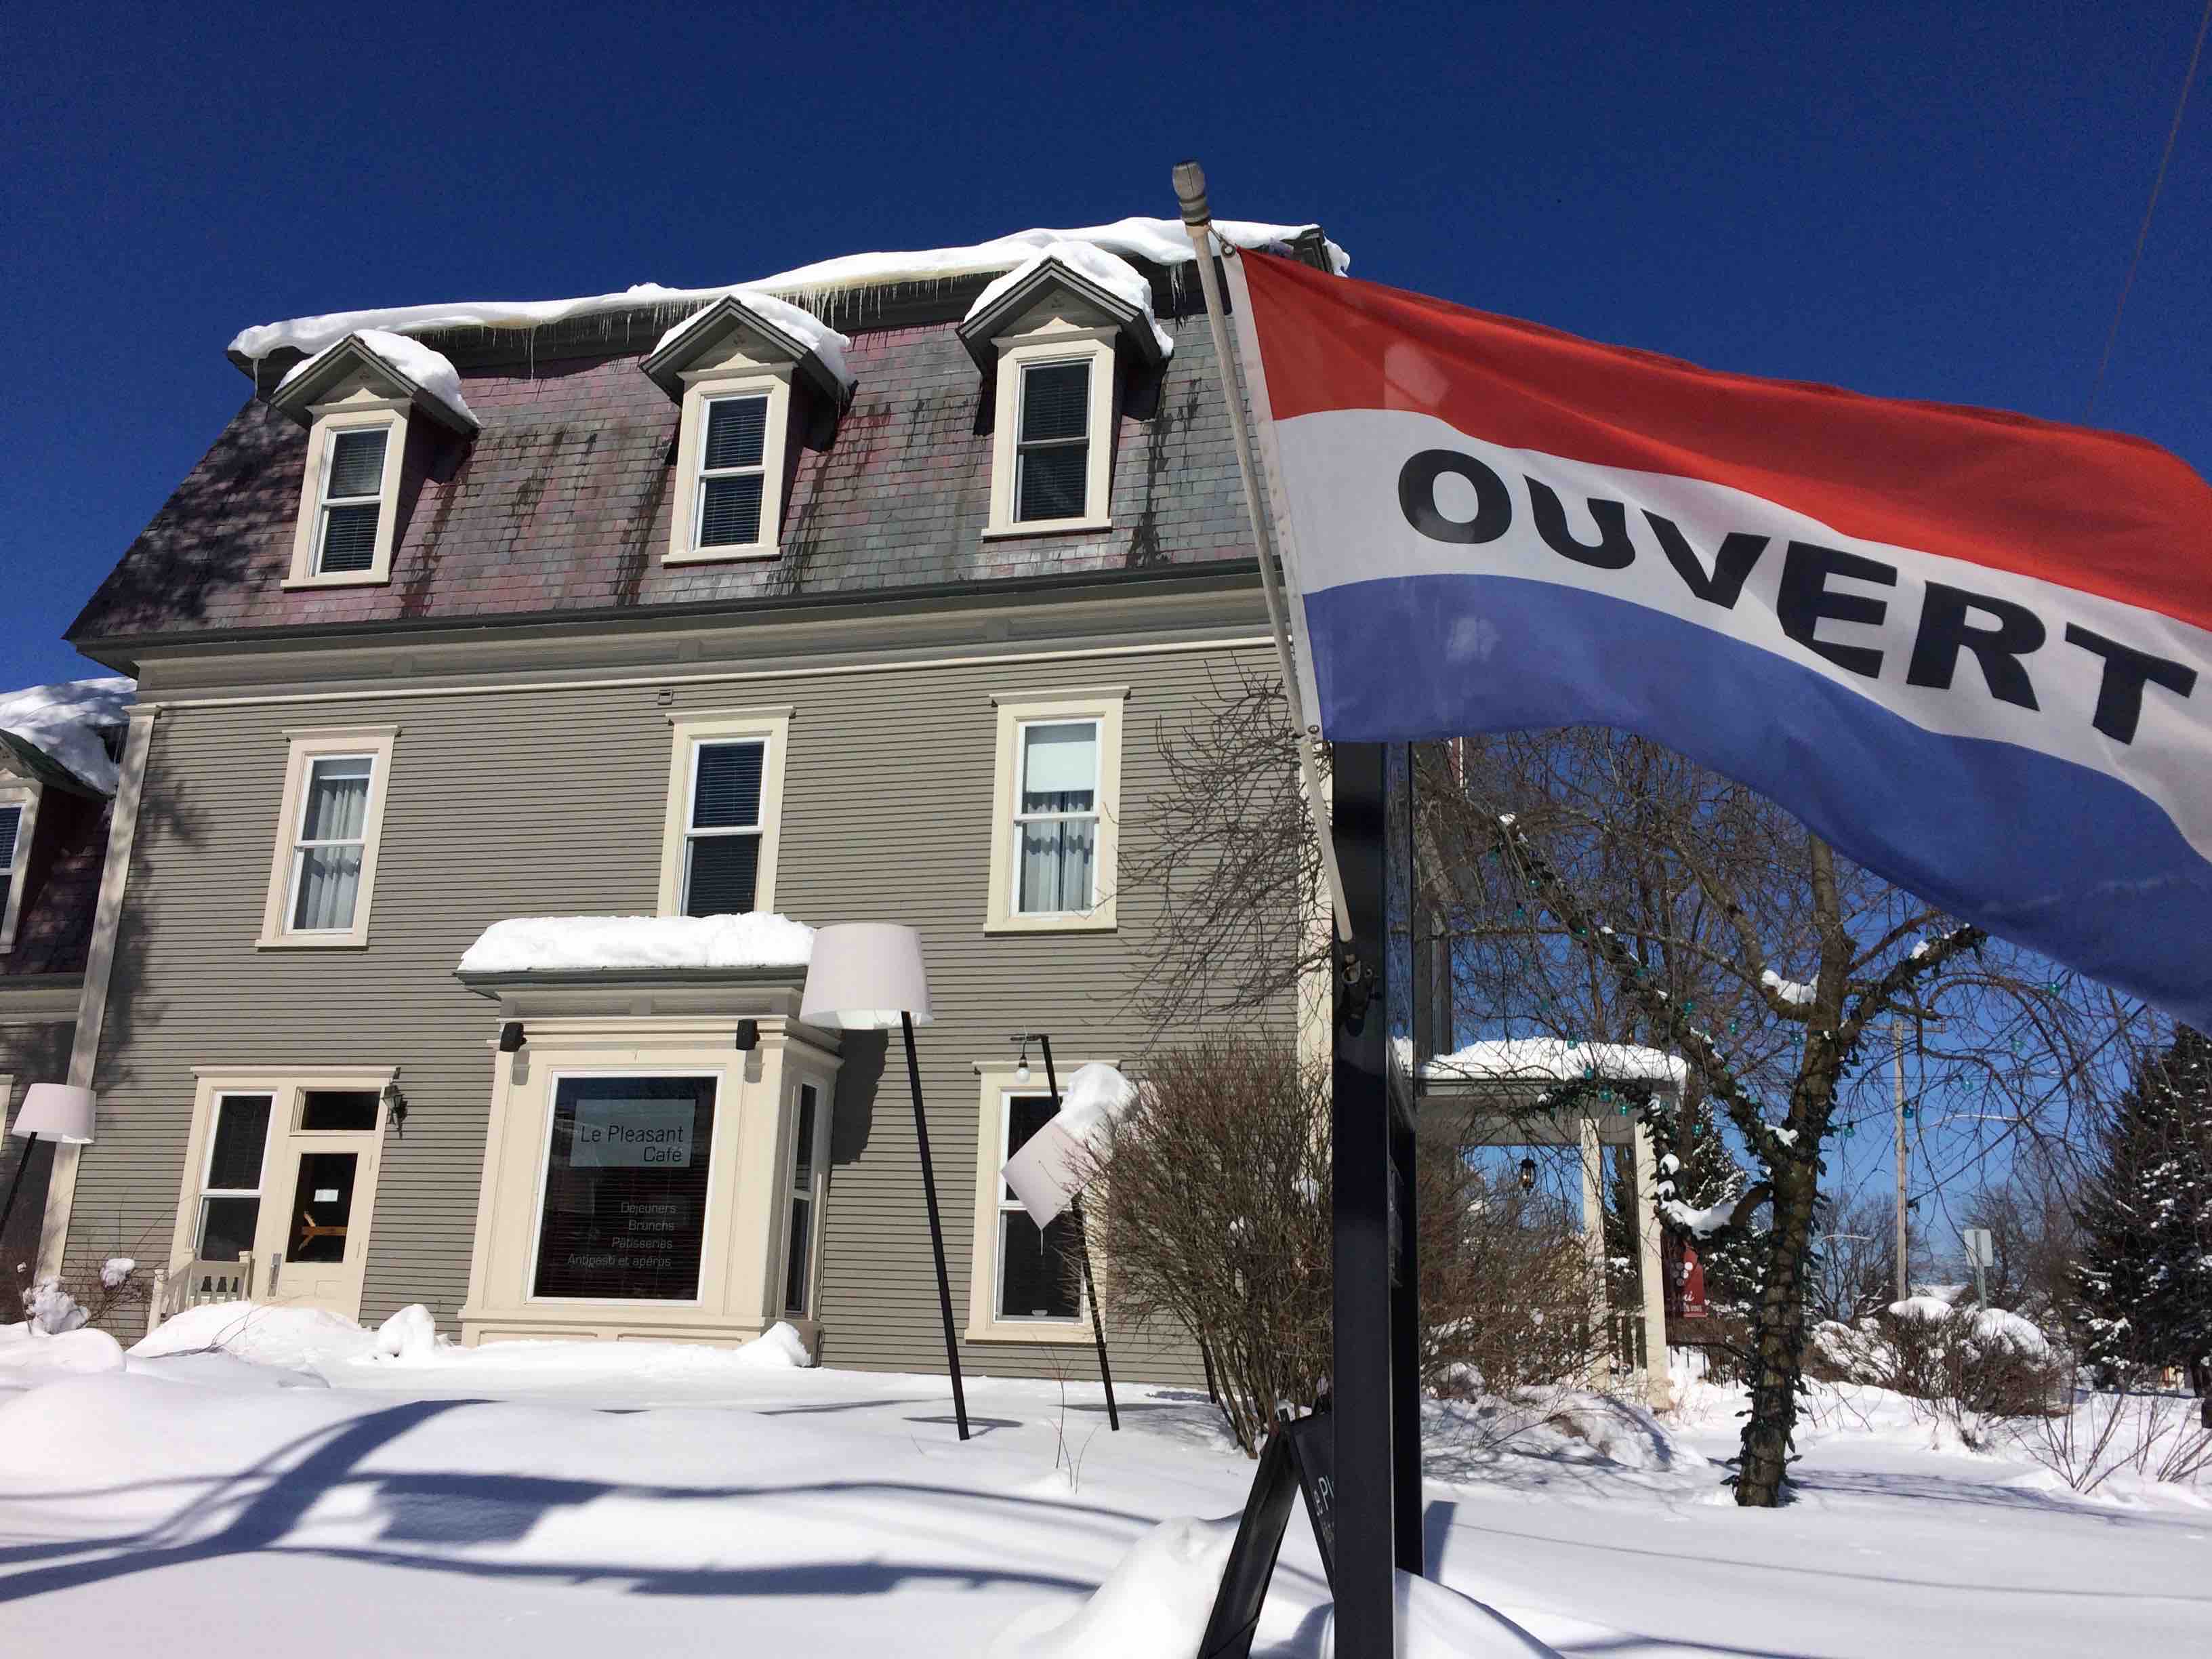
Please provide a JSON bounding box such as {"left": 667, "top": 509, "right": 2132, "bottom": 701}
{"left": 1019, "top": 364, "right": 1089, "bottom": 443}
{"left": 0, "top": 806, "right": 18, "bottom": 876}
{"left": 703, "top": 396, "right": 767, "bottom": 470}
{"left": 318, "top": 504, "right": 382, "bottom": 573}
{"left": 692, "top": 742, "right": 763, "bottom": 829}
{"left": 684, "top": 837, "right": 759, "bottom": 917}
{"left": 327, "top": 428, "right": 388, "bottom": 499}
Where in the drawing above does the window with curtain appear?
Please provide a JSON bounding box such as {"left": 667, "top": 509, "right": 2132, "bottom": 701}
{"left": 198, "top": 1093, "right": 272, "bottom": 1261}
{"left": 287, "top": 754, "right": 375, "bottom": 932}
{"left": 997, "top": 1092, "right": 1080, "bottom": 1321}
{"left": 317, "top": 427, "right": 389, "bottom": 575}
{"left": 1015, "top": 720, "right": 1099, "bottom": 914}
{"left": 781, "top": 1080, "right": 822, "bottom": 1317}
{"left": 1014, "top": 361, "right": 1090, "bottom": 523}
{"left": 682, "top": 739, "right": 764, "bottom": 916}
{"left": 696, "top": 394, "right": 769, "bottom": 548}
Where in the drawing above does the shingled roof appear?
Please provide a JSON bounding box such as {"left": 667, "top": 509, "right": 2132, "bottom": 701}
{"left": 69, "top": 231, "right": 1338, "bottom": 656}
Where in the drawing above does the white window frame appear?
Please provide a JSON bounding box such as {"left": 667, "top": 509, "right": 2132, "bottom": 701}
{"left": 167, "top": 1067, "right": 395, "bottom": 1293}
{"left": 985, "top": 689, "right": 1126, "bottom": 933}
{"left": 191, "top": 1090, "right": 274, "bottom": 1263}
{"left": 985, "top": 331, "right": 1117, "bottom": 536}
{"left": 965, "top": 1063, "right": 1097, "bottom": 1344}
{"left": 525, "top": 1068, "right": 723, "bottom": 1309}
{"left": 0, "top": 780, "right": 41, "bottom": 954}
{"left": 668, "top": 368, "right": 792, "bottom": 565}
{"left": 257, "top": 726, "right": 399, "bottom": 949}
{"left": 286, "top": 402, "right": 409, "bottom": 588}
{"left": 656, "top": 708, "right": 792, "bottom": 916}
{"left": 779, "top": 1074, "right": 830, "bottom": 1319}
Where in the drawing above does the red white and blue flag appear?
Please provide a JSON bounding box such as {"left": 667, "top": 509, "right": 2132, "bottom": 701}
{"left": 1231, "top": 250, "right": 2212, "bottom": 1026}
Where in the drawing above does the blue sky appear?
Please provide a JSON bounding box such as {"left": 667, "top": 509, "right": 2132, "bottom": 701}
{"left": 2, "top": 1, "right": 2205, "bottom": 692}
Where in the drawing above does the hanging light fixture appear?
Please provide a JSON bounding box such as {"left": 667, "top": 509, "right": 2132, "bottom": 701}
{"left": 1012, "top": 1034, "right": 1031, "bottom": 1083}
{"left": 1518, "top": 1156, "right": 1536, "bottom": 1192}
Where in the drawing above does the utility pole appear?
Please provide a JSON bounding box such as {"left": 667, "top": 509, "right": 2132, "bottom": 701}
{"left": 1890, "top": 1017, "right": 1942, "bottom": 1301}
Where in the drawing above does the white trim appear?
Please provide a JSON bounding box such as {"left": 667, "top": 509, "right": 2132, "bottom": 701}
{"left": 655, "top": 708, "right": 793, "bottom": 916}
{"left": 525, "top": 1067, "right": 724, "bottom": 1309}
{"left": 986, "top": 335, "right": 1117, "bottom": 535}
{"left": 285, "top": 403, "right": 409, "bottom": 589}
{"left": 776, "top": 1072, "right": 831, "bottom": 1319}
{"left": 0, "top": 781, "right": 40, "bottom": 955}
{"left": 985, "top": 691, "right": 1125, "bottom": 933}
{"left": 132, "top": 634, "right": 1273, "bottom": 713}
{"left": 668, "top": 368, "right": 792, "bottom": 565}
{"left": 257, "top": 726, "right": 398, "bottom": 949}
{"left": 965, "top": 1070, "right": 1093, "bottom": 1344}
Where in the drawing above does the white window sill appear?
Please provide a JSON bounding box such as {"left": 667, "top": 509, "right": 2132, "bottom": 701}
{"left": 282, "top": 573, "right": 390, "bottom": 591}
{"left": 981, "top": 518, "right": 1113, "bottom": 540}
{"left": 255, "top": 933, "right": 371, "bottom": 951}
{"left": 665, "top": 544, "right": 780, "bottom": 566}
{"left": 985, "top": 907, "right": 1117, "bottom": 936}
{"left": 965, "top": 1320, "right": 1093, "bottom": 1346}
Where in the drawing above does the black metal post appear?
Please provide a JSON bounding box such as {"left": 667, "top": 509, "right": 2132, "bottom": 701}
{"left": 1199, "top": 1330, "right": 1221, "bottom": 1405}
{"left": 1332, "top": 739, "right": 1396, "bottom": 1656}
{"left": 1387, "top": 741, "right": 1425, "bottom": 1572}
{"left": 0, "top": 1130, "right": 38, "bottom": 1242}
{"left": 1038, "top": 1033, "right": 1120, "bottom": 1431}
{"left": 902, "top": 1010, "right": 969, "bottom": 1441}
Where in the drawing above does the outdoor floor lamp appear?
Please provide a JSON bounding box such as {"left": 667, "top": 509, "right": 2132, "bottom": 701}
{"left": 0, "top": 1084, "right": 96, "bottom": 1245}
{"left": 798, "top": 923, "right": 970, "bottom": 1441}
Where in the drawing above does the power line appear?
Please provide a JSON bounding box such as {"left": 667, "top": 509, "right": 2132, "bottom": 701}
{"left": 2086, "top": 0, "right": 2212, "bottom": 422}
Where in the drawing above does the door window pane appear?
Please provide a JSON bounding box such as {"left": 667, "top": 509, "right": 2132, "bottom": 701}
{"left": 288, "top": 1152, "right": 358, "bottom": 1263}
{"left": 533, "top": 1076, "right": 716, "bottom": 1301}
{"left": 998, "top": 1093, "right": 1079, "bottom": 1320}
{"left": 300, "top": 1090, "right": 381, "bottom": 1132}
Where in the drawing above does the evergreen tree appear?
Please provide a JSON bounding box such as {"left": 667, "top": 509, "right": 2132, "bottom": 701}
{"left": 2074, "top": 1026, "right": 2212, "bottom": 1389}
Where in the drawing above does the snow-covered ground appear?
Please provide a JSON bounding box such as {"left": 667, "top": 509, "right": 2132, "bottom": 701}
{"left": 0, "top": 1311, "right": 2205, "bottom": 1657}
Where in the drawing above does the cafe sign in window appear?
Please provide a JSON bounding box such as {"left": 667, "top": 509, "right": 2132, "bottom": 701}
{"left": 533, "top": 1076, "right": 716, "bottom": 1302}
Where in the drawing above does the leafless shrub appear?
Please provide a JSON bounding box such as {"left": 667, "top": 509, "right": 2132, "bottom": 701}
{"left": 2032, "top": 1385, "right": 2212, "bottom": 1494}
{"left": 1877, "top": 1303, "right": 2067, "bottom": 1446}
{"left": 1084, "top": 1036, "right": 1332, "bottom": 1455}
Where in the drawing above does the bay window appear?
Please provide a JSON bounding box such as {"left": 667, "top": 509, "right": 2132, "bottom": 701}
{"left": 532, "top": 1076, "right": 718, "bottom": 1303}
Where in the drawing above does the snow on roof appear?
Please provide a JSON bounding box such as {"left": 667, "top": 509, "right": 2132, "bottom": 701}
{"left": 228, "top": 216, "right": 1346, "bottom": 364}
{"left": 1422, "top": 1038, "right": 1686, "bottom": 1089}
{"left": 963, "top": 240, "right": 1174, "bottom": 359}
{"left": 457, "top": 913, "right": 813, "bottom": 977}
{"left": 651, "top": 289, "right": 856, "bottom": 391}
{"left": 276, "top": 328, "right": 476, "bottom": 428}
{"left": 0, "top": 676, "right": 134, "bottom": 794}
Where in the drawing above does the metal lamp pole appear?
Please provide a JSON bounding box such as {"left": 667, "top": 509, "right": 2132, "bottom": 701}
{"left": 903, "top": 1010, "right": 970, "bottom": 1441}
{"left": 1891, "top": 1017, "right": 1944, "bottom": 1300}
{"left": 1033, "top": 1033, "right": 1120, "bottom": 1431}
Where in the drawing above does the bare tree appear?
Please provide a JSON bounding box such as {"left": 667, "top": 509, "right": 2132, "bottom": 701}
{"left": 1124, "top": 674, "right": 2142, "bottom": 1507}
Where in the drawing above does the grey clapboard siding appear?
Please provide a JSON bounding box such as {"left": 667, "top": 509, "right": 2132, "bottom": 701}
{"left": 64, "top": 634, "right": 1292, "bottom": 1382}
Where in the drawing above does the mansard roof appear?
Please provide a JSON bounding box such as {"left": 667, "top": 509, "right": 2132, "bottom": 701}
{"left": 68, "top": 223, "right": 1342, "bottom": 657}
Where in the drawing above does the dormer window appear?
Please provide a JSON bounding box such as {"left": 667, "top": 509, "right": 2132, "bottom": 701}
{"left": 269, "top": 329, "right": 477, "bottom": 591}
{"left": 641, "top": 293, "right": 855, "bottom": 567}
{"left": 1015, "top": 361, "right": 1094, "bottom": 524}
{"left": 316, "top": 426, "right": 391, "bottom": 575}
{"left": 696, "top": 392, "right": 773, "bottom": 552}
{"left": 958, "top": 242, "right": 1171, "bottom": 539}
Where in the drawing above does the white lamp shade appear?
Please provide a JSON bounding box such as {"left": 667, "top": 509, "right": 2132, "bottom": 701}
{"left": 799, "top": 923, "right": 934, "bottom": 1031}
{"left": 12, "top": 1084, "right": 96, "bottom": 1145}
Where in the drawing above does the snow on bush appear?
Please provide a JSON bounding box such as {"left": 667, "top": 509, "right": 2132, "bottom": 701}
{"left": 24, "top": 1278, "right": 87, "bottom": 1334}
{"left": 371, "top": 1303, "right": 439, "bottom": 1362}
{"left": 100, "top": 1257, "right": 136, "bottom": 1289}
{"left": 458, "top": 912, "right": 814, "bottom": 976}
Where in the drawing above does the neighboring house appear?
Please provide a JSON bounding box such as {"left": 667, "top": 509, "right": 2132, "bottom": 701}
{"left": 36, "top": 219, "right": 1342, "bottom": 1378}
{"left": 0, "top": 677, "right": 131, "bottom": 1291}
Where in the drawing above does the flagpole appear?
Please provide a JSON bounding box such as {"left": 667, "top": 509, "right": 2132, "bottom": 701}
{"left": 1170, "top": 161, "right": 1351, "bottom": 944}
{"left": 1174, "top": 159, "right": 1401, "bottom": 1659}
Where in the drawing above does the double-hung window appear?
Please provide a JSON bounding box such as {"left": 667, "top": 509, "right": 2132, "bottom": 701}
{"left": 781, "top": 1080, "right": 824, "bottom": 1318}
{"left": 682, "top": 740, "right": 766, "bottom": 916}
{"left": 1014, "top": 361, "right": 1091, "bottom": 524}
{"left": 1014, "top": 720, "right": 1099, "bottom": 915}
{"left": 287, "top": 755, "right": 373, "bottom": 932}
{"left": 259, "top": 726, "right": 398, "bottom": 949}
{"left": 985, "top": 691, "right": 1124, "bottom": 933}
{"left": 695, "top": 394, "right": 770, "bottom": 552}
{"left": 316, "top": 427, "right": 390, "bottom": 575}
{"left": 196, "top": 1092, "right": 272, "bottom": 1262}
{"left": 657, "top": 709, "right": 790, "bottom": 919}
